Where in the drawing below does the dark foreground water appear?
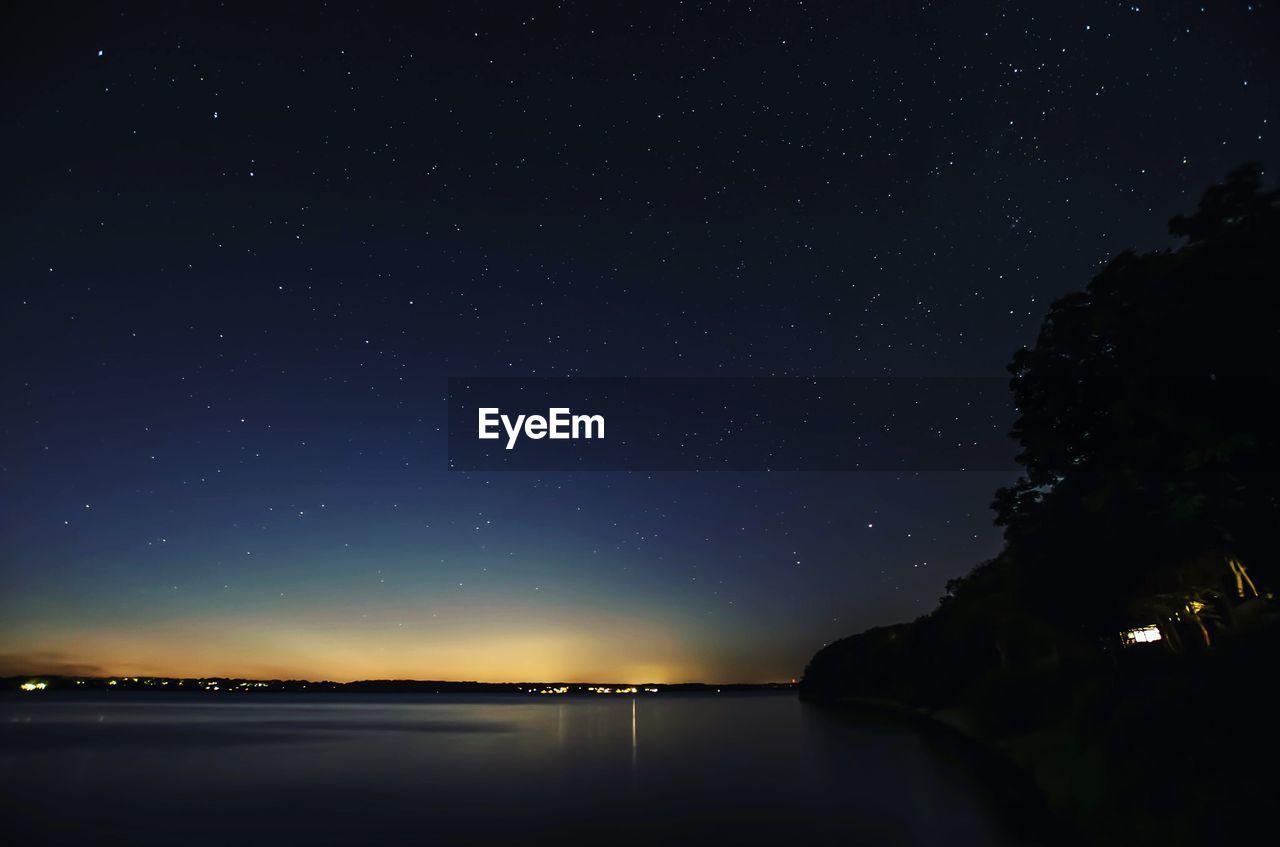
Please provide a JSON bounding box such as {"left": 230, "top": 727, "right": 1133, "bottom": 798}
{"left": 1, "top": 692, "right": 1058, "bottom": 846}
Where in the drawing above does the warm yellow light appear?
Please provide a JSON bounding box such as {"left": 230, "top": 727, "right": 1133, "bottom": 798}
{"left": 0, "top": 610, "right": 706, "bottom": 684}
{"left": 19, "top": 681, "right": 46, "bottom": 691}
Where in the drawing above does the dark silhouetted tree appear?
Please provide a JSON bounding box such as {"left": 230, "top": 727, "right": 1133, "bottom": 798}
{"left": 994, "top": 164, "right": 1279, "bottom": 632}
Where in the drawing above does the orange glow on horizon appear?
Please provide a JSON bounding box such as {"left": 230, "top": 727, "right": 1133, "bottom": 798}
{"left": 0, "top": 617, "right": 747, "bottom": 684}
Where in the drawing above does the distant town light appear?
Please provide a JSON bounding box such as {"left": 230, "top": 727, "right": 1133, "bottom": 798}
{"left": 19, "top": 681, "right": 47, "bottom": 691}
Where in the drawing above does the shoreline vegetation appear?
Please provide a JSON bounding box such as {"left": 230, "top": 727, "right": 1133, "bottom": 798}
{"left": 802, "top": 166, "right": 1279, "bottom": 846}
{"left": 804, "top": 632, "right": 1279, "bottom": 846}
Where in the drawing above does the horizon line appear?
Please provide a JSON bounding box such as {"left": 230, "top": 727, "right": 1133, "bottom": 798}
{"left": 2, "top": 672, "right": 798, "bottom": 687}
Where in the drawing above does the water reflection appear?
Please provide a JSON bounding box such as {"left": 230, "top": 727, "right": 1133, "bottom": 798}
{"left": 0, "top": 693, "right": 1057, "bottom": 845}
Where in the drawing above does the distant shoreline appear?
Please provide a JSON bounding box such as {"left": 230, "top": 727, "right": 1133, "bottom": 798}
{"left": 3, "top": 675, "right": 796, "bottom": 695}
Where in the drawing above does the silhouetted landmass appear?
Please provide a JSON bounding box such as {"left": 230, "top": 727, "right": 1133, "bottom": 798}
{"left": 802, "top": 165, "right": 1280, "bottom": 846}
{"left": 1, "top": 675, "right": 794, "bottom": 695}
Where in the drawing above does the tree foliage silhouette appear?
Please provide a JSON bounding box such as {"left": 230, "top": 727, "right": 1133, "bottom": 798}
{"left": 994, "top": 163, "right": 1279, "bottom": 630}
{"left": 803, "top": 164, "right": 1280, "bottom": 702}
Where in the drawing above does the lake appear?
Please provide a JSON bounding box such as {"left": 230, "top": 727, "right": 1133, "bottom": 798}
{"left": 1, "top": 692, "right": 1059, "bottom": 845}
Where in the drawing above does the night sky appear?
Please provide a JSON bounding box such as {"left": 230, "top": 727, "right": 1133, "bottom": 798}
{"left": 2, "top": 2, "right": 1276, "bottom": 682}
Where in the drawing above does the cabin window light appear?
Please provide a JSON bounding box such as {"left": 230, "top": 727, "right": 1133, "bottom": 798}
{"left": 1122, "top": 625, "right": 1162, "bottom": 645}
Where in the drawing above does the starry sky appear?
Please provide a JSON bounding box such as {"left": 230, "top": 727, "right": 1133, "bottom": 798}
{"left": 2, "top": 1, "right": 1276, "bottom": 683}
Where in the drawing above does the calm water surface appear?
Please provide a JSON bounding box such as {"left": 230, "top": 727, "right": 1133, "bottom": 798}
{"left": 1, "top": 692, "right": 1056, "bottom": 845}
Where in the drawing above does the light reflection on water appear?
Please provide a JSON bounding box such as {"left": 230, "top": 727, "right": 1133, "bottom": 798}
{"left": 0, "top": 693, "right": 1052, "bottom": 845}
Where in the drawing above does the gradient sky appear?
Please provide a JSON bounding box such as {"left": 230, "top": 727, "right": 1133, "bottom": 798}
{"left": 2, "top": 1, "right": 1276, "bottom": 682}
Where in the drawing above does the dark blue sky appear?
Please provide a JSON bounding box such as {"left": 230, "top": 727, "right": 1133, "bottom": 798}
{"left": 2, "top": 1, "right": 1276, "bottom": 681}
